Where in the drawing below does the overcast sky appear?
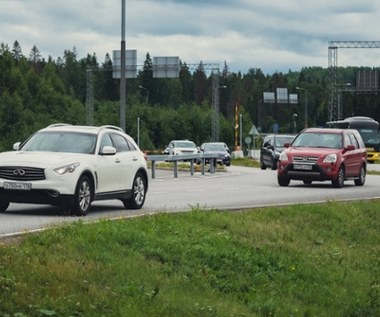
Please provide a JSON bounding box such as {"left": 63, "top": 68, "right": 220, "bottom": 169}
{"left": 1, "top": 0, "right": 380, "bottom": 74}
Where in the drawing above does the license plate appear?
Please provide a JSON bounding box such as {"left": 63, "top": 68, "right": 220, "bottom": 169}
{"left": 3, "top": 182, "right": 32, "bottom": 191}
{"left": 293, "top": 164, "right": 312, "bottom": 170}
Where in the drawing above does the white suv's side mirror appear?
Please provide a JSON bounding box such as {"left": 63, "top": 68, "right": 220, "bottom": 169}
{"left": 13, "top": 142, "right": 21, "bottom": 151}
{"left": 101, "top": 146, "right": 117, "bottom": 155}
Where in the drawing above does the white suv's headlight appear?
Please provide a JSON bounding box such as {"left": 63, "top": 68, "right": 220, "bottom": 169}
{"left": 54, "top": 163, "right": 80, "bottom": 175}
{"left": 323, "top": 154, "right": 337, "bottom": 163}
{"left": 279, "top": 151, "right": 288, "bottom": 161}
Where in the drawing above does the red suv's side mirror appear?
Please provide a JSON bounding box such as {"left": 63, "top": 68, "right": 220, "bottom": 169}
{"left": 284, "top": 143, "right": 291, "bottom": 148}
{"left": 345, "top": 145, "right": 355, "bottom": 151}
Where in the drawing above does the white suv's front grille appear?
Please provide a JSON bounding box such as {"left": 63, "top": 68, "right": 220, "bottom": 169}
{"left": 0, "top": 167, "right": 46, "bottom": 181}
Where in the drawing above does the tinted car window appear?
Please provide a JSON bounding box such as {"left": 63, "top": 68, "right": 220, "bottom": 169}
{"left": 275, "top": 136, "right": 294, "bottom": 147}
{"left": 100, "top": 133, "right": 113, "bottom": 151}
{"left": 111, "top": 133, "right": 130, "bottom": 152}
{"left": 348, "top": 133, "right": 359, "bottom": 149}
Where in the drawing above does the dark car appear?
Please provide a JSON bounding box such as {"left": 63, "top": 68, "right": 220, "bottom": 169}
{"left": 260, "top": 134, "right": 295, "bottom": 170}
{"left": 277, "top": 128, "right": 367, "bottom": 188}
{"left": 199, "top": 142, "right": 231, "bottom": 166}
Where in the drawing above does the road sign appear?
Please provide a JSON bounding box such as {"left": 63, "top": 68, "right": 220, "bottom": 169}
{"left": 249, "top": 125, "right": 259, "bottom": 136}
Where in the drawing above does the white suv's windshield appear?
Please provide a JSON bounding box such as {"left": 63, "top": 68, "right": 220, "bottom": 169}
{"left": 175, "top": 141, "right": 196, "bottom": 148}
{"left": 21, "top": 131, "right": 97, "bottom": 154}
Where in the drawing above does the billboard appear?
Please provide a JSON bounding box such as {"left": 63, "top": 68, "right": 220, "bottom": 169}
{"left": 263, "top": 92, "right": 275, "bottom": 103}
{"left": 153, "top": 56, "right": 180, "bottom": 78}
{"left": 276, "top": 88, "right": 288, "bottom": 103}
{"left": 356, "top": 70, "right": 379, "bottom": 92}
{"left": 112, "top": 50, "right": 137, "bottom": 78}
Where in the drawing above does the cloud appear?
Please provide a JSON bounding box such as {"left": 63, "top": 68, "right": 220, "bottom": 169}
{"left": 1, "top": 0, "right": 379, "bottom": 74}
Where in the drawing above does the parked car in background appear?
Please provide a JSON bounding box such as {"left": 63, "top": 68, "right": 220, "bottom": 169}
{"left": 260, "top": 134, "right": 295, "bottom": 170}
{"left": 163, "top": 140, "right": 199, "bottom": 155}
{"left": 0, "top": 124, "right": 149, "bottom": 215}
{"left": 199, "top": 142, "right": 231, "bottom": 166}
{"left": 277, "top": 128, "right": 367, "bottom": 188}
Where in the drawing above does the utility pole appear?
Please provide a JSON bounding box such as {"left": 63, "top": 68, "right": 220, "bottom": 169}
{"left": 120, "top": 0, "right": 126, "bottom": 131}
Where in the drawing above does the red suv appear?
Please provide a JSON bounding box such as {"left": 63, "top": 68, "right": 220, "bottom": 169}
{"left": 277, "top": 128, "right": 367, "bottom": 188}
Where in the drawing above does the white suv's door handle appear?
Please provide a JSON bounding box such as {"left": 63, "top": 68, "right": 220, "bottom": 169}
{"left": 115, "top": 158, "right": 121, "bottom": 163}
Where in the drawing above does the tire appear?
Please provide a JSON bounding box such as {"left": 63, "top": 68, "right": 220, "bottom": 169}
{"left": 0, "top": 201, "right": 10, "bottom": 212}
{"left": 354, "top": 165, "right": 366, "bottom": 186}
{"left": 271, "top": 161, "right": 277, "bottom": 170}
{"left": 123, "top": 172, "right": 147, "bottom": 209}
{"left": 332, "top": 166, "right": 345, "bottom": 188}
{"left": 278, "top": 175, "right": 290, "bottom": 187}
{"left": 71, "top": 175, "right": 92, "bottom": 216}
{"left": 260, "top": 160, "right": 267, "bottom": 170}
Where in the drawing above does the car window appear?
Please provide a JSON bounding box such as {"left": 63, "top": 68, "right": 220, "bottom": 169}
{"left": 344, "top": 134, "right": 351, "bottom": 147}
{"left": 176, "top": 141, "right": 196, "bottom": 148}
{"left": 347, "top": 133, "right": 359, "bottom": 149}
{"left": 21, "top": 131, "right": 97, "bottom": 154}
{"left": 293, "top": 133, "right": 342, "bottom": 148}
{"left": 126, "top": 139, "right": 137, "bottom": 151}
{"left": 205, "top": 143, "right": 225, "bottom": 151}
{"left": 99, "top": 133, "right": 113, "bottom": 153}
{"left": 275, "top": 136, "right": 293, "bottom": 147}
{"left": 321, "top": 134, "right": 342, "bottom": 149}
{"left": 110, "top": 133, "right": 130, "bottom": 152}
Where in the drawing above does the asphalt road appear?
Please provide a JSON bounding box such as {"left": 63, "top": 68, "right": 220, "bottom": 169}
{"left": 1, "top": 165, "right": 379, "bottom": 238}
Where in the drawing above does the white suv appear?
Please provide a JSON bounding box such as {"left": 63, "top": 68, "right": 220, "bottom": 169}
{"left": 0, "top": 124, "right": 148, "bottom": 215}
{"left": 163, "top": 140, "right": 199, "bottom": 155}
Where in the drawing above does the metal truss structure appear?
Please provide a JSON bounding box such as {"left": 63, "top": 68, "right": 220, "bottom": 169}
{"left": 328, "top": 41, "right": 380, "bottom": 121}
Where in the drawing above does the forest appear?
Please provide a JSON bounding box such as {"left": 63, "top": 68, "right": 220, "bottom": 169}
{"left": 1, "top": 40, "right": 380, "bottom": 152}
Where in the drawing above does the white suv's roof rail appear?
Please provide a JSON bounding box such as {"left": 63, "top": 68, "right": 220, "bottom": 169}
{"left": 100, "top": 125, "right": 124, "bottom": 132}
{"left": 47, "top": 123, "right": 72, "bottom": 128}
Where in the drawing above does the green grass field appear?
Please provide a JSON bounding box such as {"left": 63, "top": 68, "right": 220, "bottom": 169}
{"left": 0, "top": 200, "right": 379, "bottom": 317}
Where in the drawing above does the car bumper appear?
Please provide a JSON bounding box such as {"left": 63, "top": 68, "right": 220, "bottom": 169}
{"left": 0, "top": 188, "right": 74, "bottom": 206}
{"left": 278, "top": 163, "right": 339, "bottom": 181}
{"left": 204, "top": 156, "right": 231, "bottom": 165}
{"left": 0, "top": 175, "right": 79, "bottom": 206}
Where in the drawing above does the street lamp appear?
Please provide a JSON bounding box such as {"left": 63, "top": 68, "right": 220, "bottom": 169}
{"left": 296, "top": 86, "right": 308, "bottom": 128}
{"left": 139, "top": 85, "right": 149, "bottom": 103}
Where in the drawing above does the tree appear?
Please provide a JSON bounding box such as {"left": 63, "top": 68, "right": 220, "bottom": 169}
{"left": 12, "top": 41, "right": 23, "bottom": 61}
{"left": 29, "top": 45, "right": 42, "bottom": 64}
{"left": 193, "top": 61, "right": 208, "bottom": 105}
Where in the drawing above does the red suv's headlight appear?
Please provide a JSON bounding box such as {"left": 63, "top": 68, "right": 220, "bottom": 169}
{"left": 323, "top": 153, "right": 337, "bottom": 163}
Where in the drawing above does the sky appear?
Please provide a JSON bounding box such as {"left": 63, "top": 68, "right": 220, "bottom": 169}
{"left": 1, "top": 0, "right": 380, "bottom": 74}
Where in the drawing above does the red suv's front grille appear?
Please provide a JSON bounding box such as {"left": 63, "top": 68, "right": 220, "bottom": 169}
{"left": 293, "top": 156, "right": 318, "bottom": 163}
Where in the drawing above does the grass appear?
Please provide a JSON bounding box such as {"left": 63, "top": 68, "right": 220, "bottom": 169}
{"left": 0, "top": 200, "right": 379, "bottom": 317}
{"left": 231, "top": 157, "right": 260, "bottom": 168}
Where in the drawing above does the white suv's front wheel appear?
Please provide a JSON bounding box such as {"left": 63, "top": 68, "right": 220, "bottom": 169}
{"left": 122, "top": 172, "right": 147, "bottom": 209}
{"left": 71, "top": 175, "right": 92, "bottom": 216}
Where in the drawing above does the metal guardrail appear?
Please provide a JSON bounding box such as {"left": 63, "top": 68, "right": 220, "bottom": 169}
{"left": 147, "top": 153, "right": 221, "bottom": 178}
